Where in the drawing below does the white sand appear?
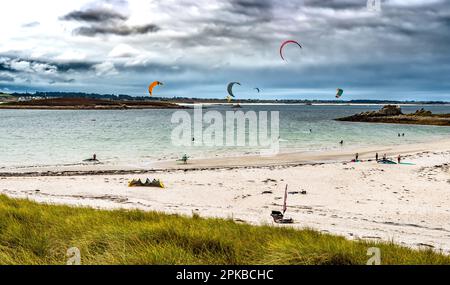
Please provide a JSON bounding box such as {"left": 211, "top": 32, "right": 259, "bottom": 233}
{"left": 1, "top": 139, "right": 450, "bottom": 252}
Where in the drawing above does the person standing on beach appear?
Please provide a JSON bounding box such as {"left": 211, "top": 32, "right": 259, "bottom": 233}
{"left": 355, "top": 153, "right": 359, "bottom": 161}
{"left": 383, "top": 153, "right": 387, "bottom": 161}
{"left": 376, "top": 153, "right": 379, "bottom": 161}
{"left": 397, "top": 155, "right": 401, "bottom": 164}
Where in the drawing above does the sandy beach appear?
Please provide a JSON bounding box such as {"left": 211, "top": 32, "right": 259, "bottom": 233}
{"left": 1, "top": 139, "right": 450, "bottom": 252}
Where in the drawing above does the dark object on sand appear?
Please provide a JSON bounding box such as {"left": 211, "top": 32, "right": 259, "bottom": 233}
{"left": 83, "top": 158, "right": 98, "bottom": 162}
{"left": 262, "top": 191, "right": 273, "bottom": 194}
{"left": 288, "top": 191, "right": 306, "bottom": 195}
{"left": 378, "top": 159, "right": 397, "bottom": 165}
{"left": 271, "top": 211, "right": 294, "bottom": 224}
{"left": 83, "top": 154, "right": 98, "bottom": 162}
{"left": 128, "top": 178, "right": 165, "bottom": 188}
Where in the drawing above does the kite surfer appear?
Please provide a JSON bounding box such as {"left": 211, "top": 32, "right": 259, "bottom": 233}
{"left": 280, "top": 40, "right": 302, "bottom": 61}
{"left": 148, "top": 81, "right": 163, "bottom": 96}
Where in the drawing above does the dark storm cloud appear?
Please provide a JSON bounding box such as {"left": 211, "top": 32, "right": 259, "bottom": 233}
{"left": 0, "top": 63, "right": 13, "bottom": 73}
{"left": 61, "top": 8, "right": 127, "bottom": 23}
{"left": 0, "top": 55, "right": 99, "bottom": 85}
{"left": 74, "top": 23, "right": 160, "bottom": 36}
{"left": 54, "top": 61, "right": 96, "bottom": 72}
{"left": 228, "top": 0, "right": 273, "bottom": 19}
{"left": 0, "top": 74, "right": 15, "bottom": 82}
{"left": 165, "top": 1, "right": 276, "bottom": 49}
{"left": 61, "top": 4, "right": 159, "bottom": 37}
{"left": 0, "top": 56, "right": 95, "bottom": 72}
{"left": 303, "top": 0, "right": 365, "bottom": 9}
{"left": 437, "top": 14, "right": 450, "bottom": 27}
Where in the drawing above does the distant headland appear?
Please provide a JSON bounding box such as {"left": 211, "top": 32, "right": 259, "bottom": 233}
{"left": 0, "top": 97, "right": 187, "bottom": 110}
{"left": 336, "top": 105, "right": 450, "bottom": 126}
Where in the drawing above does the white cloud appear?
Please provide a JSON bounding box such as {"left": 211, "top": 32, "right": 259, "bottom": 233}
{"left": 93, "top": 61, "right": 118, "bottom": 76}
{"left": 108, "top": 44, "right": 139, "bottom": 58}
{"left": 54, "top": 51, "right": 87, "bottom": 61}
{"left": 9, "top": 60, "right": 31, "bottom": 72}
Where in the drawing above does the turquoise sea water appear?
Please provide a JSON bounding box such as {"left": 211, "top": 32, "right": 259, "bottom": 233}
{"left": 0, "top": 104, "right": 449, "bottom": 168}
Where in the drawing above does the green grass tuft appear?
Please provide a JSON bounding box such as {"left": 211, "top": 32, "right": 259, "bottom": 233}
{"left": 0, "top": 195, "right": 448, "bottom": 265}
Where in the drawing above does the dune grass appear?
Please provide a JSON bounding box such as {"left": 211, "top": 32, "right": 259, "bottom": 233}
{"left": 0, "top": 194, "right": 448, "bottom": 265}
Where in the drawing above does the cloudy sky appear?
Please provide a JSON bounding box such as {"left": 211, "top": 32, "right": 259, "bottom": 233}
{"left": 1, "top": 0, "right": 449, "bottom": 100}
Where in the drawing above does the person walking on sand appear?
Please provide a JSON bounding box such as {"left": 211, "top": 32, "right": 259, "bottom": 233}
{"left": 355, "top": 153, "right": 359, "bottom": 161}
{"left": 375, "top": 153, "right": 379, "bottom": 161}
{"left": 397, "top": 155, "right": 401, "bottom": 164}
{"left": 93, "top": 154, "right": 97, "bottom": 161}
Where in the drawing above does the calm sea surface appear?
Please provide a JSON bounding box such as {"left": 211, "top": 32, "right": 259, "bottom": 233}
{"left": 0, "top": 104, "right": 449, "bottom": 168}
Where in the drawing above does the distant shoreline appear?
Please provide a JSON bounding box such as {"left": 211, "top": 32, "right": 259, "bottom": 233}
{"left": 0, "top": 105, "right": 187, "bottom": 110}
{"left": 2, "top": 92, "right": 449, "bottom": 105}
{"left": 0, "top": 97, "right": 188, "bottom": 110}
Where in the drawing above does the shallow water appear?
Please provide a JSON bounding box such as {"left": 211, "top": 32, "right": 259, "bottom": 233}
{"left": 0, "top": 104, "right": 449, "bottom": 168}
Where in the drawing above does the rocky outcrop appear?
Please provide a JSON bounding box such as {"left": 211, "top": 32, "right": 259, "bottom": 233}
{"left": 335, "top": 105, "right": 450, "bottom": 126}
{"left": 346, "top": 105, "right": 403, "bottom": 119}
{"left": 413, "top": 108, "right": 433, "bottom": 117}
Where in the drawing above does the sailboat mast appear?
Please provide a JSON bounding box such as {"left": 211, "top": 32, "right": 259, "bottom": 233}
{"left": 283, "top": 184, "right": 288, "bottom": 214}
